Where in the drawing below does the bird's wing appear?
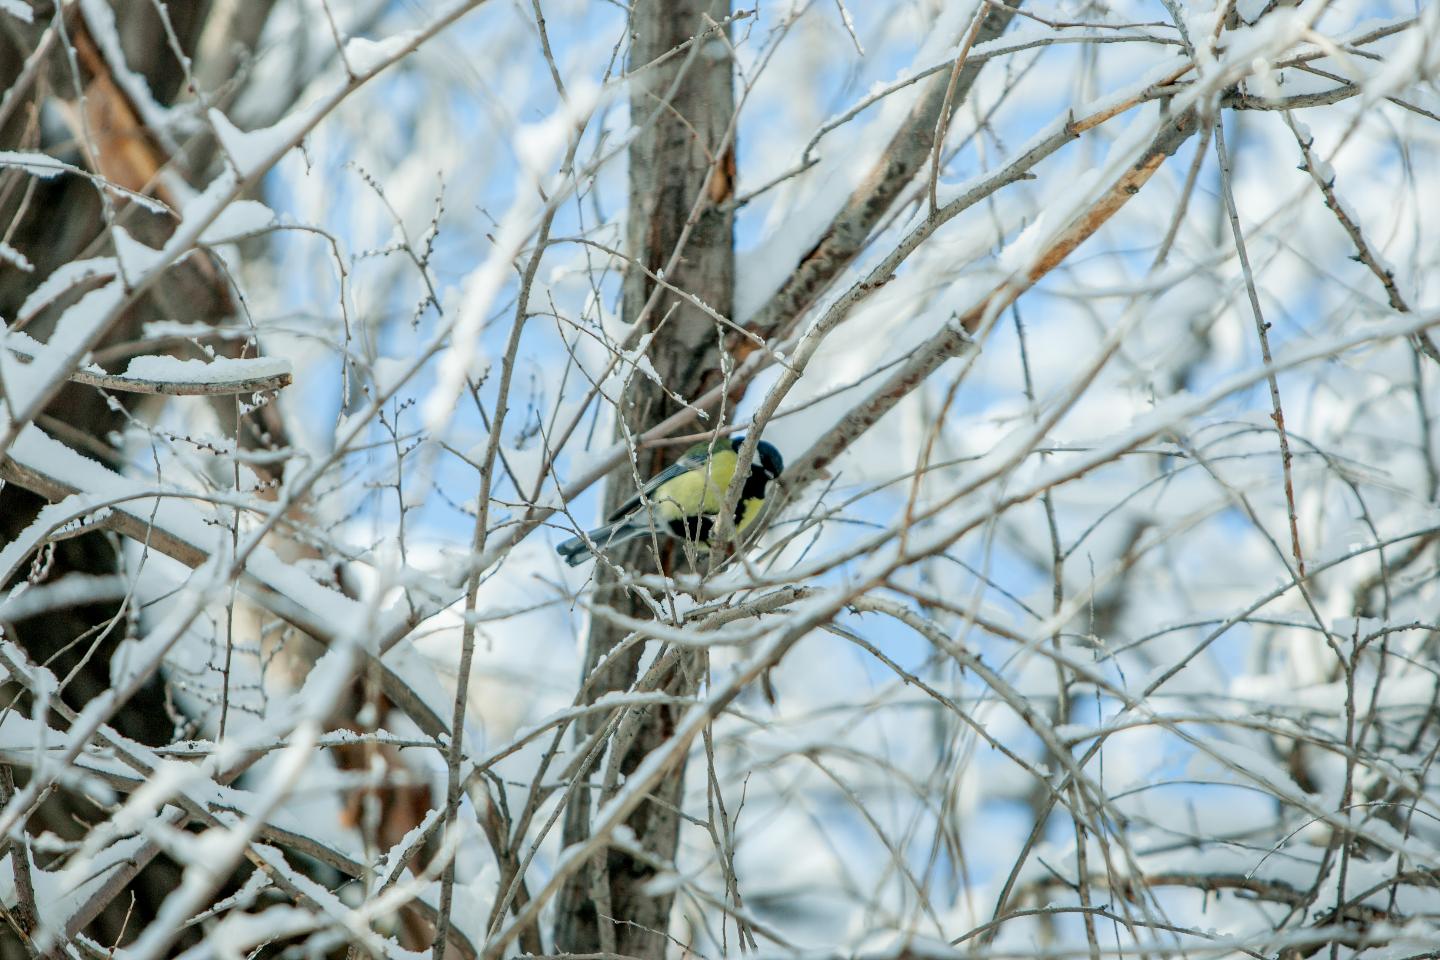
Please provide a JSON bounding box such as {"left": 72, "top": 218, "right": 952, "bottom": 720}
{"left": 606, "top": 444, "right": 716, "bottom": 522}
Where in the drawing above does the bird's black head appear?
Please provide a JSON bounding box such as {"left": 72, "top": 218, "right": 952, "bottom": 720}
{"left": 731, "top": 436, "right": 784, "bottom": 480}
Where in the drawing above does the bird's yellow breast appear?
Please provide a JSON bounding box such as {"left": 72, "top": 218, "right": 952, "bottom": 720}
{"left": 735, "top": 495, "right": 766, "bottom": 535}
{"left": 653, "top": 449, "right": 739, "bottom": 521}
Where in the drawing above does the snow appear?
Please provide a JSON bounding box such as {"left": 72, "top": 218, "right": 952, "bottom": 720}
{"left": 4, "top": 424, "right": 378, "bottom": 653}
{"left": 0, "top": 241, "right": 31, "bottom": 272}
{"left": 343, "top": 31, "right": 422, "bottom": 75}
{"left": 121, "top": 354, "right": 291, "bottom": 385}
{"left": 0, "top": 574, "right": 127, "bottom": 623}
{"left": 78, "top": 0, "right": 172, "bottom": 138}
{"left": 1236, "top": 0, "right": 1268, "bottom": 22}
{"left": 0, "top": 492, "right": 104, "bottom": 585}
{"left": 204, "top": 905, "right": 319, "bottom": 957}
{"left": 164, "top": 168, "right": 241, "bottom": 259}
{"left": 209, "top": 107, "right": 313, "bottom": 180}
{"left": 199, "top": 199, "right": 276, "bottom": 244}
{"left": 0, "top": 151, "right": 65, "bottom": 178}
{"left": 3, "top": 280, "right": 123, "bottom": 417}
{"left": 140, "top": 321, "right": 247, "bottom": 344}
{"left": 371, "top": 355, "right": 414, "bottom": 395}
{"left": 734, "top": 0, "right": 984, "bottom": 324}
{"left": 514, "top": 103, "right": 579, "bottom": 178}
{"left": 500, "top": 441, "right": 547, "bottom": 490}
{"left": 26, "top": 834, "right": 153, "bottom": 935}
{"left": 1367, "top": 2, "right": 1440, "bottom": 102}
{"left": 16, "top": 256, "right": 117, "bottom": 322}
{"left": 246, "top": 842, "right": 390, "bottom": 953}
{"left": 111, "top": 226, "right": 165, "bottom": 281}
{"left": 423, "top": 221, "right": 535, "bottom": 427}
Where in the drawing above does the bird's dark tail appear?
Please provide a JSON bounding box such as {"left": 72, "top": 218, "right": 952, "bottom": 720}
{"left": 556, "top": 519, "right": 648, "bottom": 566}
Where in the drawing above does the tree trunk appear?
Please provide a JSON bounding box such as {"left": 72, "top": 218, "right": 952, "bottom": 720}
{"left": 553, "top": 2, "right": 735, "bottom": 955}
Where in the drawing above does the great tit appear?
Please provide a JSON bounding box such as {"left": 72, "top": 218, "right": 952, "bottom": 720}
{"left": 556, "top": 437, "right": 784, "bottom": 567}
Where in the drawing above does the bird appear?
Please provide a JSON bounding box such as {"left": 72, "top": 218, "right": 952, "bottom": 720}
{"left": 556, "top": 436, "right": 784, "bottom": 567}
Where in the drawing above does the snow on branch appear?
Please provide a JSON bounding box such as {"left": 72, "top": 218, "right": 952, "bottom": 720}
{"left": 2, "top": 339, "right": 292, "bottom": 396}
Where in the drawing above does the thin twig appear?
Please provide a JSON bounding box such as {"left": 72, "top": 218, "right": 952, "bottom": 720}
{"left": 1213, "top": 119, "right": 1306, "bottom": 579}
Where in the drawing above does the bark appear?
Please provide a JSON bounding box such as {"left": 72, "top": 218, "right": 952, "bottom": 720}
{"left": 553, "top": 2, "right": 735, "bottom": 955}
